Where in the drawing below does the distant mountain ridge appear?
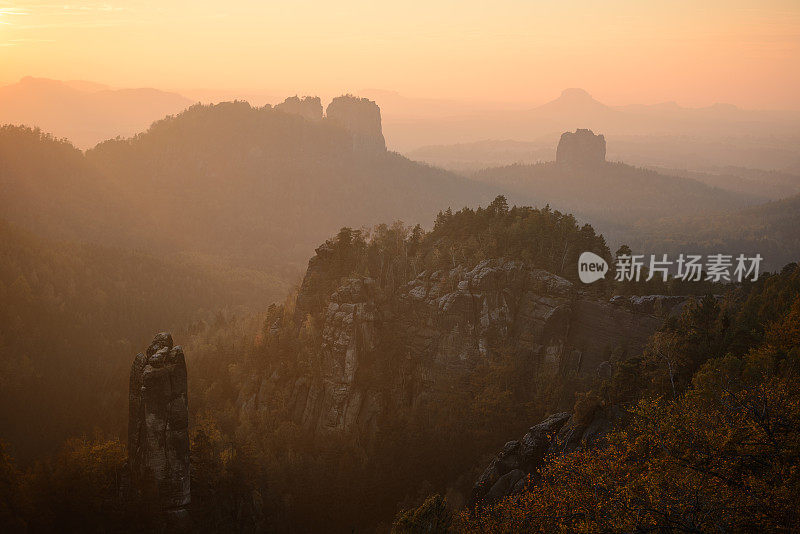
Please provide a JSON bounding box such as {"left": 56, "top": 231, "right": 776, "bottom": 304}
{"left": 4, "top": 76, "right": 799, "bottom": 157}
{"left": 0, "top": 77, "right": 193, "bottom": 148}
{"left": 381, "top": 87, "right": 800, "bottom": 159}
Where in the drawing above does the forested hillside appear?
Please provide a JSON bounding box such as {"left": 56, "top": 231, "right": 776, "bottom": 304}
{"left": 0, "top": 198, "right": 616, "bottom": 531}
{"left": 1, "top": 102, "right": 502, "bottom": 280}
{"left": 472, "top": 161, "right": 755, "bottom": 227}
{"left": 0, "top": 99, "right": 505, "bottom": 461}
{"left": 0, "top": 219, "right": 284, "bottom": 460}
{"left": 0, "top": 126, "right": 133, "bottom": 248}
{"left": 86, "top": 101, "right": 501, "bottom": 272}
{"left": 625, "top": 193, "right": 800, "bottom": 270}
{"left": 1, "top": 197, "right": 797, "bottom": 532}
{"left": 453, "top": 263, "right": 800, "bottom": 532}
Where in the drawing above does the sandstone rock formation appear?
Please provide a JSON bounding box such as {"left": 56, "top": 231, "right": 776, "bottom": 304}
{"left": 275, "top": 96, "right": 323, "bottom": 121}
{"left": 325, "top": 95, "right": 386, "bottom": 152}
{"left": 469, "top": 412, "right": 571, "bottom": 507}
{"left": 237, "top": 254, "right": 682, "bottom": 448}
{"left": 469, "top": 407, "right": 619, "bottom": 508}
{"left": 556, "top": 128, "right": 606, "bottom": 165}
{"left": 128, "top": 332, "right": 190, "bottom": 522}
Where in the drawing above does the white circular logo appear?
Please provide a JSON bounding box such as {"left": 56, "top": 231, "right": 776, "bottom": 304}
{"left": 578, "top": 251, "right": 608, "bottom": 283}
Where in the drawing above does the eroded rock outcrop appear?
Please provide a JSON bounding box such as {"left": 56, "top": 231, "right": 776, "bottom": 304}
{"left": 275, "top": 96, "right": 323, "bottom": 121}
{"left": 469, "top": 412, "right": 571, "bottom": 507}
{"left": 556, "top": 128, "right": 606, "bottom": 165}
{"left": 128, "top": 332, "right": 190, "bottom": 522}
{"left": 469, "top": 407, "right": 619, "bottom": 508}
{"left": 238, "top": 255, "right": 682, "bottom": 448}
{"left": 325, "top": 95, "right": 386, "bottom": 152}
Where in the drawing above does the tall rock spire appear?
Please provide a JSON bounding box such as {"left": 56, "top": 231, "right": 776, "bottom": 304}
{"left": 128, "top": 332, "right": 190, "bottom": 525}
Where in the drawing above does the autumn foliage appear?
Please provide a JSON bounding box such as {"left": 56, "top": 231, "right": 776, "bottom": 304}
{"left": 456, "top": 267, "right": 800, "bottom": 532}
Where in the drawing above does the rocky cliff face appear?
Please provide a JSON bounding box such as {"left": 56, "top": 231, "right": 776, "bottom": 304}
{"left": 275, "top": 96, "right": 323, "bottom": 121}
{"left": 556, "top": 128, "right": 606, "bottom": 165}
{"left": 238, "top": 253, "right": 684, "bottom": 448}
{"left": 325, "top": 95, "right": 386, "bottom": 152}
{"left": 469, "top": 407, "right": 619, "bottom": 508}
{"left": 128, "top": 332, "right": 190, "bottom": 522}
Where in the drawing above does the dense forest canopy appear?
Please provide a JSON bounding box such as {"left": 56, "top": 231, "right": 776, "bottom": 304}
{"left": 299, "top": 195, "right": 612, "bottom": 295}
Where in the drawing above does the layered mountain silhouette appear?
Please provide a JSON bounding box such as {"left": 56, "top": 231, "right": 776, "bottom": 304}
{"left": 390, "top": 89, "right": 800, "bottom": 171}
{"left": 0, "top": 98, "right": 501, "bottom": 279}
{"left": 5, "top": 76, "right": 799, "bottom": 162}
{"left": 0, "top": 77, "right": 192, "bottom": 148}
{"left": 2, "top": 86, "right": 796, "bottom": 278}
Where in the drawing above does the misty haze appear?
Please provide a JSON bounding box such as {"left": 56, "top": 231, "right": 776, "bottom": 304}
{"left": 1, "top": 1, "right": 800, "bottom": 533}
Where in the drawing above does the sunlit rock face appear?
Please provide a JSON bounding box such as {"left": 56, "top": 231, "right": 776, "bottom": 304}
{"left": 128, "top": 332, "right": 190, "bottom": 523}
{"left": 275, "top": 96, "right": 323, "bottom": 121}
{"left": 237, "top": 253, "right": 677, "bottom": 448}
{"left": 556, "top": 128, "right": 606, "bottom": 165}
{"left": 325, "top": 95, "right": 386, "bottom": 152}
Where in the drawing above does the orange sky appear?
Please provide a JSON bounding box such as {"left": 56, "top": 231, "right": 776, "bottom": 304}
{"left": 1, "top": 0, "right": 799, "bottom": 109}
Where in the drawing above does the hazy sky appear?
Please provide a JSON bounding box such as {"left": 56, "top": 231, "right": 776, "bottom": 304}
{"left": 1, "top": 0, "right": 799, "bottom": 109}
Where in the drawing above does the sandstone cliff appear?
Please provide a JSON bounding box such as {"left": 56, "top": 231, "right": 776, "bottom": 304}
{"left": 325, "top": 95, "right": 386, "bottom": 152}
{"left": 128, "top": 332, "right": 190, "bottom": 522}
{"left": 556, "top": 128, "right": 606, "bottom": 165}
{"left": 237, "top": 251, "right": 684, "bottom": 449}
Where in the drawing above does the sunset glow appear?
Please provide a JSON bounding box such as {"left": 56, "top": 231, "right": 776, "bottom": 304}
{"left": 1, "top": 0, "right": 799, "bottom": 108}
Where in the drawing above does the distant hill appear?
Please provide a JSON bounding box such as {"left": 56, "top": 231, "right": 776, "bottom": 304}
{"left": 407, "top": 139, "right": 554, "bottom": 173}
{"left": 6, "top": 76, "right": 798, "bottom": 170}
{"left": 625, "top": 193, "right": 800, "bottom": 271}
{"left": 0, "top": 100, "right": 504, "bottom": 278}
{"left": 471, "top": 160, "right": 756, "bottom": 229}
{"left": 0, "top": 77, "right": 192, "bottom": 148}
{"left": 646, "top": 166, "right": 800, "bottom": 201}
{"left": 84, "top": 100, "right": 502, "bottom": 272}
